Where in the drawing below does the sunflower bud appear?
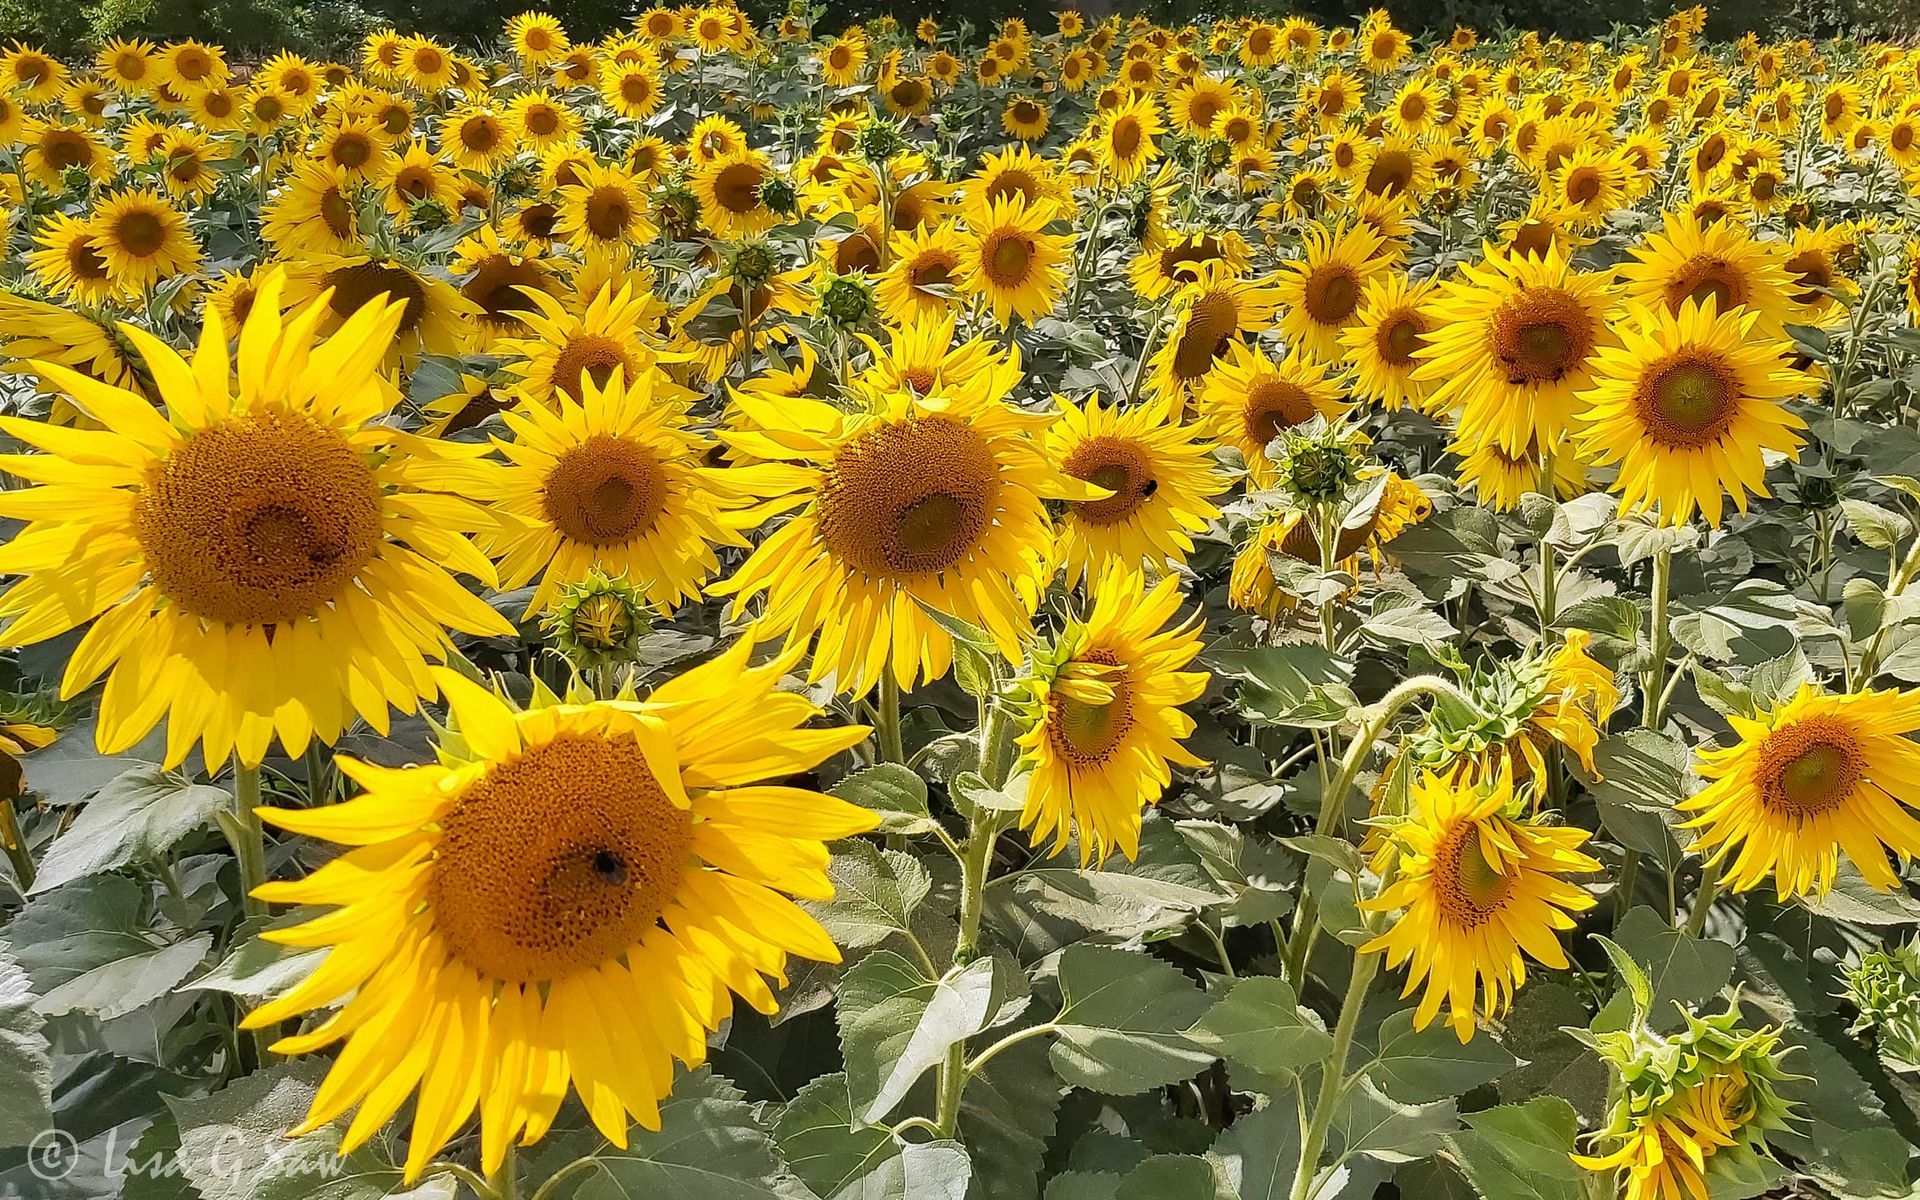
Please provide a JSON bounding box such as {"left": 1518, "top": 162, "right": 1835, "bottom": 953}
{"left": 543, "top": 572, "right": 651, "bottom": 673}
{"left": 1270, "top": 419, "right": 1367, "bottom": 503}
{"left": 758, "top": 172, "right": 799, "bottom": 217}
{"left": 856, "top": 119, "right": 908, "bottom": 163}
{"left": 1846, "top": 940, "right": 1920, "bottom": 1070}
{"left": 818, "top": 272, "right": 876, "bottom": 329}
{"left": 726, "top": 239, "right": 778, "bottom": 289}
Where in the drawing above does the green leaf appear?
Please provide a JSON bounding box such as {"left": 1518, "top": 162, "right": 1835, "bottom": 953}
{"left": 839, "top": 951, "right": 1019, "bottom": 1122}
{"left": 0, "top": 945, "right": 52, "bottom": 1148}
{"left": 984, "top": 867, "right": 1220, "bottom": 962}
{"left": 832, "top": 764, "right": 937, "bottom": 835}
{"left": 29, "top": 768, "right": 230, "bottom": 893}
{"left": 1205, "top": 646, "right": 1358, "bottom": 728}
{"left": 809, "top": 840, "right": 933, "bottom": 952}
{"left": 166, "top": 1060, "right": 447, "bottom": 1200}
{"left": 1050, "top": 945, "right": 1216, "bottom": 1095}
{"left": 1844, "top": 576, "right": 1890, "bottom": 642}
{"left": 1842, "top": 498, "right": 1913, "bottom": 551}
{"left": 1444, "top": 1097, "right": 1584, "bottom": 1200}
{"left": 1612, "top": 907, "right": 1735, "bottom": 1020}
{"left": 1331, "top": 1078, "right": 1455, "bottom": 1163}
{"left": 11, "top": 876, "right": 212, "bottom": 1020}
{"left": 1582, "top": 730, "right": 1692, "bottom": 875}
{"left": 1589, "top": 933, "right": 1655, "bottom": 1020}
{"left": 1359, "top": 593, "right": 1457, "bottom": 651}
{"left": 1496, "top": 984, "right": 1606, "bottom": 1124}
{"left": 1174, "top": 822, "right": 1297, "bottom": 927}
{"left": 1114, "top": 1155, "right": 1222, "bottom": 1200}
{"left": 952, "top": 770, "right": 1027, "bottom": 816}
{"left": 1207, "top": 1100, "right": 1299, "bottom": 1200}
{"left": 960, "top": 1012, "right": 1061, "bottom": 1200}
{"left": 774, "top": 1073, "right": 972, "bottom": 1200}
{"left": 1670, "top": 579, "right": 1808, "bottom": 664}
{"left": 1368, "top": 1009, "right": 1519, "bottom": 1104}
{"left": 577, "top": 1070, "right": 796, "bottom": 1200}
{"left": 184, "top": 916, "right": 327, "bottom": 1004}
{"left": 1184, "top": 977, "right": 1330, "bottom": 1079}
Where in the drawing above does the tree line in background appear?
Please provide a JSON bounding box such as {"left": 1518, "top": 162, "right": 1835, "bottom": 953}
{"left": 2, "top": 0, "right": 1915, "bottom": 60}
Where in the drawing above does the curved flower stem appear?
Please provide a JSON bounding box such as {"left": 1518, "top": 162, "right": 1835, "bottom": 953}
{"left": 1685, "top": 862, "right": 1721, "bottom": 938}
{"left": 526, "top": 1155, "right": 603, "bottom": 1200}
{"left": 1283, "top": 676, "right": 1477, "bottom": 991}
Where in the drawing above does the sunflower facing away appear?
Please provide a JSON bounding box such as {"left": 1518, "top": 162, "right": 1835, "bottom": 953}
{"left": 1573, "top": 297, "right": 1809, "bottom": 527}
{"left": 1361, "top": 765, "right": 1600, "bottom": 1041}
{"left": 0, "top": 270, "right": 511, "bottom": 769}
{"left": 245, "top": 645, "right": 876, "bottom": 1179}
{"left": 1680, "top": 684, "right": 1920, "bottom": 898}
{"left": 1013, "top": 563, "right": 1207, "bottom": 864}
{"left": 489, "top": 369, "right": 751, "bottom": 616}
{"left": 714, "top": 378, "right": 1077, "bottom": 694}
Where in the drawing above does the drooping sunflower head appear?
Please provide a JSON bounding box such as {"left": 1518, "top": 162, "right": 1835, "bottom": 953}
{"left": 1407, "top": 631, "right": 1620, "bottom": 786}
{"left": 245, "top": 644, "right": 875, "bottom": 1179}
{"left": 1361, "top": 764, "right": 1600, "bottom": 1040}
{"left": 1013, "top": 562, "right": 1207, "bottom": 864}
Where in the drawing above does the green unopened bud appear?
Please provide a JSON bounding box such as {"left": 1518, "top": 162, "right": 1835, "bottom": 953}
{"left": 758, "top": 172, "right": 799, "bottom": 216}
{"left": 727, "top": 239, "right": 778, "bottom": 288}
{"left": 818, "top": 271, "right": 876, "bottom": 329}
{"left": 543, "top": 572, "right": 652, "bottom": 673}
{"left": 1846, "top": 940, "right": 1920, "bottom": 1070}
{"left": 857, "top": 119, "right": 908, "bottom": 163}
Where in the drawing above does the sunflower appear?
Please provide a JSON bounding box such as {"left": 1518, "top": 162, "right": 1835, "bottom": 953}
{"left": 96, "top": 38, "right": 156, "bottom": 93}
{"left": 1168, "top": 75, "right": 1236, "bottom": 136}
{"left": 507, "top": 10, "right": 570, "bottom": 67}
{"left": 1147, "top": 261, "right": 1281, "bottom": 401}
{"left": 818, "top": 35, "right": 867, "bottom": 87}
{"left": 498, "top": 284, "right": 666, "bottom": 409}
{"left": 0, "top": 293, "right": 145, "bottom": 404}
{"left": 1046, "top": 395, "right": 1224, "bottom": 584}
{"left": 396, "top": 35, "right": 458, "bottom": 92}
{"left": 262, "top": 162, "right": 362, "bottom": 257}
{"left": 1780, "top": 224, "right": 1853, "bottom": 326}
{"left": 1680, "top": 685, "right": 1920, "bottom": 898}
{"left": 686, "top": 114, "right": 746, "bottom": 165}
{"left": 313, "top": 117, "right": 393, "bottom": 182}
{"left": 1096, "top": 92, "right": 1164, "bottom": 184}
{"left": 27, "top": 213, "right": 119, "bottom": 306}
{"left": 89, "top": 189, "right": 200, "bottom": 295}
{"left": 601, "top": 56, "right": 664, "bottom": 119}
{"left": 1618, "top": 210, "right": 1794, "bottom": 334}
{"left": 1341, "top": 273, "right": 1437, "bottom": 411}
{"left": 0, "top": 272, "right": 510, "bottom": 769}
{"left": 855, "top": 313, "right": 1021, "bottom": 402}
{"left": 1127, "top": 229, "right": 1250, "bottom": 301}
{"left": 489, "top": 370, "right": 748, "bottom": 616}
{"left": 450, "top": 224, "right": 556, "bottom": 344}
{"left": 283, "top": 254, "right": 475, "bottom": 368}
{"left": 1549, "top": 147, "right": 1631, "bottom": 228}
{"left": 1359, "top": 20, "right": 1412, "bottom": 74}
{"left": 638, "top": 6, "right": 682, "bottom": 42}
{"left": 1452, "top": 436, "right": 1587, "bottom": 510}
{"left": 381, "top": 141, "right": 460, "bottom": 225}
{"left": 438, "top": 106, "right": 514, "bottom": 173}
{"left": 878, "top": 223, "right": 966, "bottom": 324}
{"left": 22, "top": 121, "right": 110, "bottom": 191}
{"left": 1361, "top": 765, "right": 1600, "bottom": 1042}
{"left": 1574, "top": 298, "right": 1809, "bottom": 527}
{"left": 1198, "top": 341, "right": 1347, "bottom": 483}
{"left": 714, "top": 379, "right": 1073, "bottom": 694}
{"left": 245, "top": 644, "right": 874, "bottom": 1179}
{"left": 972, "top": 143, "right": 1072, "bottom": 212}
{"left": 1002, "top": 95, "right": 1050, "bottom": 141}
{"left": 1414, "top": 245, "right": 1616, "bottom": 456}
{"left": 556, "top": 163, "right": 655, "bottom": 252}
{"left": 153, "top": 127, "right": 222, "bottom": 201}
{"left": 156, "top": 39, "right": 227, "bottom": 93}
{"left": 1574, "top": 1068, "right": 1775, "bottom": 1200}
{"left": 1274, "top": 221, "right": 1390, "bottom": 363}
{"left": 959, "top": 193, "right": 1070, "bottom": 326}
{"left": 2, "top": 43, "right": 66, "bottom": 101}
{"left": 692, "top": 150, "right": 775, "bottom": 239}
{"left": 1013, "top": 564, "right": 1207, "bottom": 864}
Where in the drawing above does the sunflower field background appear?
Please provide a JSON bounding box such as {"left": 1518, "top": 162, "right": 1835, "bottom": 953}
{"left": 4, "top": 5, "right": 1920, "bottom": 1199}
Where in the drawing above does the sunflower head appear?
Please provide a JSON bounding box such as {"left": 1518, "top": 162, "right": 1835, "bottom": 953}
{"left": 1267, "top": 418, "right": 1369, "bottom": 504}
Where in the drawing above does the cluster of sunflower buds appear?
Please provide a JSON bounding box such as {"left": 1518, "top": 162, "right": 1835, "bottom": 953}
{"left": 1845, "top": 939, "right": 1920, "bottom": 1072}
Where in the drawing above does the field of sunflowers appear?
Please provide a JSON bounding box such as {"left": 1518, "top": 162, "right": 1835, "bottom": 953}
{"left": 4, "top": 2, "right": 1920, "bottom": 1198}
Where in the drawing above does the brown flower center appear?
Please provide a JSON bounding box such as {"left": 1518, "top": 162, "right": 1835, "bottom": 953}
{"left": 819, "top": 416, "right": 1000, "bottom": 577}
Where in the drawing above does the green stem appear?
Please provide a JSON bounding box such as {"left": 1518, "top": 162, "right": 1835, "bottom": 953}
{"left": 1640, "top": 548, "right": 1673, "bottom": 732}
{"left": 1685, "top": 860, "right": 1720, "bottom": 938}
{"left": 526, "top": 1155, "right": 603, "bottom": 1200}
{"left": 1291, "top": 950, "right": 1379, "bottom": 1200}
{"left": 876, "top": 674, "right": 906, "bottom": 765}
{"left": 493, "top": 1144, "right": 519, "bottom": 1200}
{"left": 1284, "top": 676, "right": 1477, "bottom": 990}
{"left": 229, "top": 763, "right": 269, "bottom": 920}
